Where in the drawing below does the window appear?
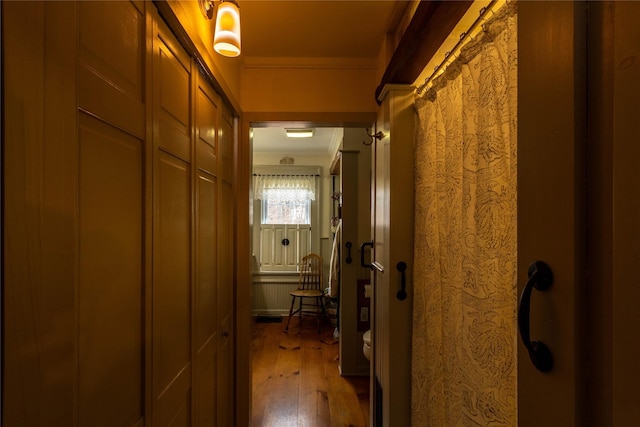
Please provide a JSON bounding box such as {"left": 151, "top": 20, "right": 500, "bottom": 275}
{"left": 262, "top": 197, "right": 310, "bottom": 224}
{"left": 254, "top": 170, "right": 318, "bottom": 272}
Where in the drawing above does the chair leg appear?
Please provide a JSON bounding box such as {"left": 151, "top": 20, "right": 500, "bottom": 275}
{"left": 315, "top": 297, "right": 321, "bottom": 334}
{"left": 298, "top": 297, "right": 303, "bottom": 326}
{"left": 284, "top": 296, "right": 296, "bottom": 332}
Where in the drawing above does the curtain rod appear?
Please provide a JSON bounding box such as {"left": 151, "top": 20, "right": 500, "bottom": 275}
{"left": 416, "top": 0, "right": 499, "bottom": 95}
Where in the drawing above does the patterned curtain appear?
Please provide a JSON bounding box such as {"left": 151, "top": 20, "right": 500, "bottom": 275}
{"left": 412, "top": 4, "right": 518, "bottom": 426}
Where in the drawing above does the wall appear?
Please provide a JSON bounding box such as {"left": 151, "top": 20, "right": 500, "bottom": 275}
{"left": 251, "top": 274, "right": 299, "bottom": 316}
{"left": 242, "top": 57, "right": 379, "bottom": 114}
{"left": 251, "top": 151, "right": 335, "bottom": 316}
{"left": 338, "top": 128, "right": 373, "bottom": 376}
{"left": 2, "top": 2, "right": 235, "bottom": 425}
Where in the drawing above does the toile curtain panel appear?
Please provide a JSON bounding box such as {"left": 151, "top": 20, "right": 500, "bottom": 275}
{"left": 411, "top": 4, "right": 518, "bottom": 426}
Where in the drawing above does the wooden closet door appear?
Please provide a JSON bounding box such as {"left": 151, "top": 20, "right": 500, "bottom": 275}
{"left": 77, "top": 2, "right": 147, "bottom": 426}
{"left": 194, "top": 72, "right": 220, "bottom": 427}
{"left": 4, "top": 2, "right": 236, "bottom": 426}
{"left": 4, "top": 1, "right": 147, "bottom": 426}
{"left": 151, "top": 15, "right": 194, "bottom": 426}
{"left": 217, "top": 104, "right": 235, "bottom": 427}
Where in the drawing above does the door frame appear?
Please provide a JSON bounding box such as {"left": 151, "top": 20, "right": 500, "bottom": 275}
{"left": 517, "top": 1, "right": 588, "bottom": 425}
{"left": 236, "top": 112, "right": 376, "bottom": 426}
{"left": 369, "top": 85, "right": 415, "bottom": 427}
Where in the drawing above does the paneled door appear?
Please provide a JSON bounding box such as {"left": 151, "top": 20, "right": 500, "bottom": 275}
{"left": 4, "top": 2, "right": 236, "bottom": 426}
{"left": 217, "top": 103, "right": 236, "bottom": 427}
{"left": 151, "top": 14, "right": 194, "bottom": 425}
{"left": 602, "top": 3, "right": 640, "bottom": 423}
{"left": 370, "top": 85, "right": 415, "bottom": 427}
{"left": 193, "top": 68, "right": 220, "bottom": 427}
{"left": 518, "top": 2, "right": 640, "bottom": 425}
{"left": 4, "top": 1, "right": 147, "bottom": 426}
{"left": 517, "top": 3, "right": 587, "bottom": 424}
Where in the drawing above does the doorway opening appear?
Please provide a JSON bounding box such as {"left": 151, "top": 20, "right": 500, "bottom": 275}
{"left": 249, "top": 122, "right": 373, "bottom": 426}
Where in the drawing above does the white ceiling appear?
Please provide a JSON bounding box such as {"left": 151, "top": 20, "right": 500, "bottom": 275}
{"left": 252, "top": 127, "right": 343, "bottom": 156}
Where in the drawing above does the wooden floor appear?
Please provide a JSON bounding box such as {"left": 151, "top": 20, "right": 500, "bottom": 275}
{"left": 251, "top": 316, "right": 370, "bottom": 427}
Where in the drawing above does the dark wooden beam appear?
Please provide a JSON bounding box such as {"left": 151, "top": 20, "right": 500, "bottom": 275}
{"left": 375, "top": 0, "right": 473, "bottom": 103}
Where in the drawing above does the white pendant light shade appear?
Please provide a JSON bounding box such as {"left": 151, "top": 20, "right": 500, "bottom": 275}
{"left": 214, "top": 1, "right": 241, "bottom": 57}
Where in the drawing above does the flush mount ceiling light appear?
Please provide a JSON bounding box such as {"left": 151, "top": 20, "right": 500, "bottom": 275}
{"left": 285, "top": 129, "right": 315, "bottom": 138}
{"left": 200, "top": 0, "right": 242, "bottom": 58}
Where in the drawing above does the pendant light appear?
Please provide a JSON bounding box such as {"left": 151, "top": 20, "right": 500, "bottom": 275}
{"left": 213, "top": 1, "right": 241, "bottom": 57}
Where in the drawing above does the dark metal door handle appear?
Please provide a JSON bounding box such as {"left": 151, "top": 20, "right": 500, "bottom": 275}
{"left": 360, "top": 241, "right": 374, "bottom": 270}
{"left": 345, "top": 242, "right": 352, "bottom": 264}
{"left": 396, "top": 262, "right": 407, "bottom": 300}
{"left": 518, "top": 260, "right": 554, "bottom": 372}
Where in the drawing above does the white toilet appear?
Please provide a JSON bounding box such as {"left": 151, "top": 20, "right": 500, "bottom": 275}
{"left": 362, "top": 329, "right": 372, "bottom": 361}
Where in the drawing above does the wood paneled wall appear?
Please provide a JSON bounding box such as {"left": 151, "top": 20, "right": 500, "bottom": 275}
{"left": 3, "top": 2, "right": 235, "bottom": 426}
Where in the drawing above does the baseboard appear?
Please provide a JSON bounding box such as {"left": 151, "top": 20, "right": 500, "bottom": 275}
{"left": 252, "top": 309, "right": 290, "bottom": 316}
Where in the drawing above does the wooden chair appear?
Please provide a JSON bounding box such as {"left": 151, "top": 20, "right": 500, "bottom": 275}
{"left": 284, "top": 253, "right": 325, "bottom": 333}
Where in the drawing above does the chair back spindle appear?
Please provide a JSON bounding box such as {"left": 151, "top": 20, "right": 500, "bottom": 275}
{"left": 300, "top": 254, "right": 323, "bottom": 291}
{"left": 284, "top": 253, "right": 325, "bottom": 333}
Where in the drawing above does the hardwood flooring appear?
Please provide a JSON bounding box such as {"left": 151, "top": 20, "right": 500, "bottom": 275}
{"left": 251, "top": 316, "right": 370, "bottom": 427}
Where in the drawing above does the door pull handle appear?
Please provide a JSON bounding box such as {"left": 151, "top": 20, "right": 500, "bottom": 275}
{"left": 518, "top": 260, "right": 554, "bottom": 372}
{"left": 360, "top": 241, "right": 384, "bottom": 272}
{"left": 396, "top": 262, "right": 407, "bottom": 300}
{"left": 345, "top": 242, "right": 353, "bottom": 264}
{"left": 360, "top": 241, "right": 374, "bottom": 270}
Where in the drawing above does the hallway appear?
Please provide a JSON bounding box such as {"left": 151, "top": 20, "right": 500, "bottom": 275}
{"left": 251, "top": 317, "right": 370, "bottom": 427}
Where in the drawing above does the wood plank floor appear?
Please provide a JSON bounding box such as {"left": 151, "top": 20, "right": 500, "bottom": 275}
{"left": 251, "top": 316, "right": 370, "bottom": 427}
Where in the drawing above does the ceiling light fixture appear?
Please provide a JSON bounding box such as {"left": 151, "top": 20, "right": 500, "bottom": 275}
{"left": 286, "top": 129, "right": 315, "bottom": 138}
{"left": 200, "top": 0, "right": 242, "bottom": 58}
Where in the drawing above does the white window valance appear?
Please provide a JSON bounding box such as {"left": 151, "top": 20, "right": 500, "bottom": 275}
{"left": 254, "top": 174, "right": 317, "bottom": 202}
